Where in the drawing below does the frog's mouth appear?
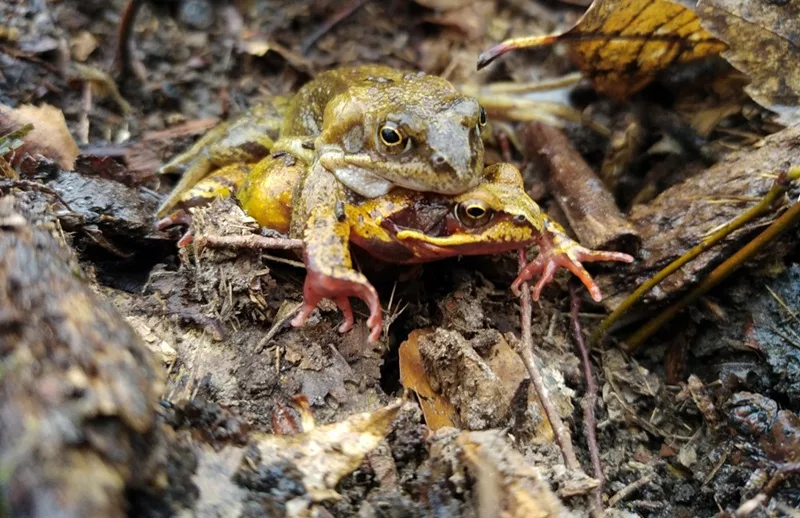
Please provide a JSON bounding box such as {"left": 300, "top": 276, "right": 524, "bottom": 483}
{"left": 382, "top": 208, "right": 538, "bottom": 258}
{"left": 318, "top": 148, "right": 480, "bottom": 198}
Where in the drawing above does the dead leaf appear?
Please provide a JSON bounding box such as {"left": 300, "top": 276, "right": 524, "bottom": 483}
{"left": 399, "top": 329, "right": 459, "bottom": 430}
{"left": 70, "top": 31, "right": 98, "bottom": 62}
{"left": 697, "top": 0, "right": 800, "bottom": 126}
{"left": 236, "top": 400, "right": 403, "bottom": 502}
{"left": 458, "top": 430, "right": 570, "bottom": 518}
{"left": 0, "top": 104, "right": 80, "bottom": 170}
{"left": 479, "top": 0, "right": 727, "bottom": 100}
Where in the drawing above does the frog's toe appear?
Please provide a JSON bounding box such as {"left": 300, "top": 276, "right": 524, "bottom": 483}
{"left": 155, "top": 209, "right": 191, "bottom": 231}
{"left": 513, "top": 233, "right": 633, "bottom": 302}
{"left": 292, "top": 296, "right": 322, "bottom": 330}
{"left": 156, "top": 210, "right": 196, "bottom": 248}
{"left": 562, "top": 247, "right": 633, "bottom": 301}
{"left": 334, "top": 297, "right": 355, "bottom": 334}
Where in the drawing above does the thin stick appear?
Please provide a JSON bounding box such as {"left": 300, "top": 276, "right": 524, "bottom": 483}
{"left": 624, "top": 197, "right": 800, "bottom": 350}
{"left": 194, "top": 234, "right": 303, "bottom": 251}
{"left": 115, "top": 0, "right": 144, "bottom": 81}
{"left": 517, "top": 250, "right": 580, "bottom": 471}
{"left": 570, "top": 286, "right": 604, "bottom": 515}
{"left": 608, "top": 474, "right": 652, "bottom": 508}
{"left": 593, "top": 166, "right": 800, "bottom": 345}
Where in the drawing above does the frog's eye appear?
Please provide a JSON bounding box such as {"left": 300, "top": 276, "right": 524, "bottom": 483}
{"left": 455, "top": 200, "right": 494, "bottom": 228}
{"left": 478, "top": 106, "right": 488, "bottom": 128}
{"left": 378, "top": 122, "right": 407, "bottom": 150}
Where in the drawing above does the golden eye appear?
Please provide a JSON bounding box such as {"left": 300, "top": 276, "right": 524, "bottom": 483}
{"left": 478, "top": 106, "right": 488, "bottom": 128}
{"left": 455, "top": 200, "right": 493, "bottom": 228}
{"left": 379, "top": 123, "right": 404, "bottom": 147}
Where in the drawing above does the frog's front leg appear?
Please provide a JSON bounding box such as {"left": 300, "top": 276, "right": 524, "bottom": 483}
{"left": 290, "top": 166, "right": 382, "bottom": 342}
{"left": 512, "top": 219, "right": 633, "bottom": 302}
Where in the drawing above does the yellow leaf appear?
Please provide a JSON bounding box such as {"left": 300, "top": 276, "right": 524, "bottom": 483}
{"left": 399, "top": 329, "right": 459, "bottom": 430}
{"left": 479, "top": 0, "right": 727, "bottom": 100}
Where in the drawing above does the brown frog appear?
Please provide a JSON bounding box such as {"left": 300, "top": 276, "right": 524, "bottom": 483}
{"left": 156, "top": 64, "right": 486, "bottom": 219}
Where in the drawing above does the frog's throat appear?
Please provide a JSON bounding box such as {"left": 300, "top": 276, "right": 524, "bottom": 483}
{"left": 318, "top": 149, "right": 481, "bottom": 197}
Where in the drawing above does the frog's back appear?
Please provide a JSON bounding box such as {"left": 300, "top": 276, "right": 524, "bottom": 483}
{"left": 280, "top": 65, "right": 420, "bottom": 138}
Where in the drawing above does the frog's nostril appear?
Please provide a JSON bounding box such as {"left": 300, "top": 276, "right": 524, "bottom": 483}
{"left": 431, "top": 153, "right": 447, "bottom": 167}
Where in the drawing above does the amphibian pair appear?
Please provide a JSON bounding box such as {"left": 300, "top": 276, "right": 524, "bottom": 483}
{"left": 157, "top": 65, "right": 632, "bottom": 342}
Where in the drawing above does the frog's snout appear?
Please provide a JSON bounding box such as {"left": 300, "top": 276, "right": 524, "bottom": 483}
{"left": 428, "top": 148, "right": 472, "bottom": 182}
{"left": 430, "top": 152, "right": 455, "bottom": 174}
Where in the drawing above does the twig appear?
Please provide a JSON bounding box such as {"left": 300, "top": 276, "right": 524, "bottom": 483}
{"left": 516, "top": 250, "right": 580, "bottom": 471}
{"left": 194, "top": 234, "right": 303, "bottom": 252}
{"left": 78, "top": 81, "right": 92, "bottom": 145}
{"left": 115, "top": 0, "right": 145, "bottom": 81}
{"left": 608, "top": 474, "right": 652, "bottom": 508}
{"left": 521, "top": 122, "right": 640, "bottom": 252}
{"left": 624, "top": 195, "right": 800, "bottom": 350}
{"left": 593, "top": 166, "right": 800, "bottom": 346}
{"left": 570, "top": 286, "right": 604, "bottom": 516}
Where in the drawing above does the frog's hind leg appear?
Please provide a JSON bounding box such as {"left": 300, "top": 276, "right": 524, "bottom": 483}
{"left": 156, "top": 162, "right": 250, "bottom": 241}
{"left": 157, "top": 99, "right": 288, "bottom": 217}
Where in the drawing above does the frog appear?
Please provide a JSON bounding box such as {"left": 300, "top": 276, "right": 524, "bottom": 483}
{"left": 156, "top": 64, "right": 487, "bottom": 220}
{"left": 158, "top": 156, "right": 633, "bottom": 343}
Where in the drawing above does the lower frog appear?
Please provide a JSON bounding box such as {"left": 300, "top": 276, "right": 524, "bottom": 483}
{"left": 159, "top": 158, "right": 633, "bottom": 342}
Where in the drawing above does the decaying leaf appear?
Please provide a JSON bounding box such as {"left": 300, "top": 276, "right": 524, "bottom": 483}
{"left": 0, "top": 104, "right": 80, "bottom": 170}
{"left": 697, "top": 0, "right": 800, "bottom": 126}
{"left": 404, "top": 328, "right": 565, "bottom": 439}
{"left": 70, "top": 30, "right": 98, "bottom": 61}
{"left": 234, "top": 399, "right": 403, "bottom": 502}
{"left": 595, "top": 124, "right": 800, "bottom": 307}
{"left": 479, "top": 0, "right": 727, "bottom": 99}
{"left": 0, "top": 123, "right": 33, "bottom": 178}
{"left": 399, "top": 329, "right": 459, "bottom": 430}
{"left": 458, "top": 431, "right": 570, "bottom": 518}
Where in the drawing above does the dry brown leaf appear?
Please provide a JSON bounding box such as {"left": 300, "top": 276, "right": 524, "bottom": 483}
{"left": 0, "top": 104, "right": 80, "bottom": 170}
{"left": 399, "top": 329, "right": 459, "bottom": 430}
{"left": 479, "top": 0, "right": 727, "bottom": 100}
{"left": 458, "top": 431, "right": 570, "bottom": 518}
{"left": 240, "top": 400, "right": 403, "bottom": 502}
{"left": 697, "top": 0, "right": 800, "bottom": 126}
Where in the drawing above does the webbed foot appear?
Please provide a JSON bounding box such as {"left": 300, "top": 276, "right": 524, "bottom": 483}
{"left": 156, "top": 209, "right": 195, "bottom": 247}
{"left": 291, "top": 268, "right": 383, "bottom": 342}
{"left": 511, "top": 224, "right": 633, "bottom": 302}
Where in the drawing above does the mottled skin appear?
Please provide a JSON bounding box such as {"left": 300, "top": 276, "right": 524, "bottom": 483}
{"left": 160, "top": 159, "right": 632, "bottom": 342}
{"left": 156, "top": 65, "right": 485, "bottom": 218}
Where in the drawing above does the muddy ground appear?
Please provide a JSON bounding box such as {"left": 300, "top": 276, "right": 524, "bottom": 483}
{"left": 1, "top": 1, "right": 798, "bottom": 517}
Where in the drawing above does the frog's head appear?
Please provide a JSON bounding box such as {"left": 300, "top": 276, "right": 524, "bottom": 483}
{"left": 315, "top": 72, "right": 485, "bottom": 198}
{"left": 383, "top": 163, "right": 549, "bottom": 259}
